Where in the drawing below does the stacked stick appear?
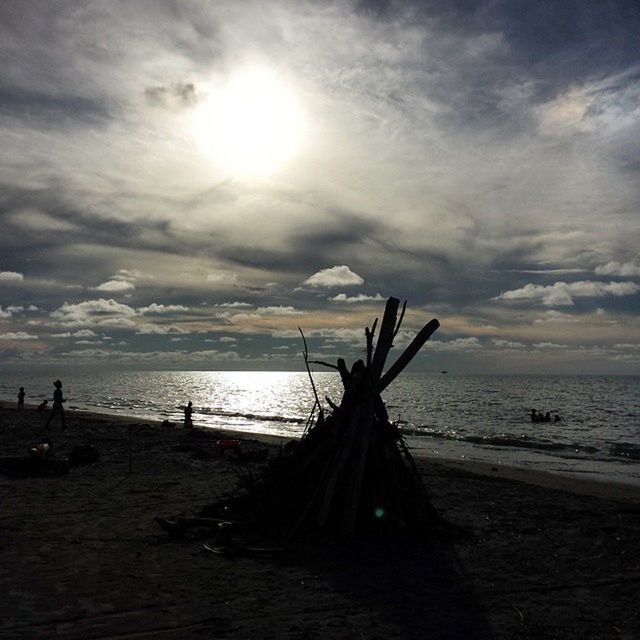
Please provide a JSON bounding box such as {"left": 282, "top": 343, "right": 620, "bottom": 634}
{"left": 210, "top": 297, "right": 444, "bottom": 541}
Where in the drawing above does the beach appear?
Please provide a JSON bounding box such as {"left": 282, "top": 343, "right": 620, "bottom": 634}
{"left": 1, "top": 401, "right": 639, "bottom": 639}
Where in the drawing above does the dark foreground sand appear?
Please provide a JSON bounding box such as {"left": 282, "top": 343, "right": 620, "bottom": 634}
{"left": 1, "top": 402, "right": 639, "bottom": 639}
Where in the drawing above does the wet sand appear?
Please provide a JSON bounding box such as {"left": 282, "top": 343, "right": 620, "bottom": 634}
{"left": 1, "top": 401, "right": 639, "bottom": 639}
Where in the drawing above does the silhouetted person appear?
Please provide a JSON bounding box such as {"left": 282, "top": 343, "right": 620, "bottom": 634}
{"left": 45, "top": 380, "right": 67, "bottom": 431}
{"left": 37, "top": 400, "right": 48, "bottom": 412}
{"left": 554, "top": 414, "right": 561, "bottom": 422}
{"left": 184, "top": 401, "right": 193, "bottom": 428}
{"left": 17, "top": 387, "right": 25, "bottom": 410}
{"left": 544, "top": 411, "right": 551, "bottom": 422}
{"left": 530, "top": 408, "right": 537, "bottom": 422}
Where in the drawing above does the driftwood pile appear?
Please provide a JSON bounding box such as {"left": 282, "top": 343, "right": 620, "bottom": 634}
{"left": 202, "top": 297, "right": 446, "bottom": 542}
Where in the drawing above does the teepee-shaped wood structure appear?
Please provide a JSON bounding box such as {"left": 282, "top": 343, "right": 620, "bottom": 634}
{"left": 216, "top": 297, "right": 444, "bottom": 541}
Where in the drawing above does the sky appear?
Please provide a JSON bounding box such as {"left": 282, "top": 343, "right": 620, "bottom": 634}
{"left": 1, "top": 0, "right": 639, "bottom": 374}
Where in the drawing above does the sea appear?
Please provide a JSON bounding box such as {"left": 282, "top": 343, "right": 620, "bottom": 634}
{"left": 1, "top": 371, "right": 638, "bottom": 487}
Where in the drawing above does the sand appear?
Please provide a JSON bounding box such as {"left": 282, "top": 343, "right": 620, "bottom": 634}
{"left": 1, "top": 401, "right": 639, "bottom": 639}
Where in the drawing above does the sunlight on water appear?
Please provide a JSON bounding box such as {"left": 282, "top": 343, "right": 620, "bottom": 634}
{"left": 1, "top": 370, "right": 638, "bottom": 485}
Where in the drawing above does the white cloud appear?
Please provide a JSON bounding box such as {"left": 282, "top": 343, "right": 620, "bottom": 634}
{"left": 536, "top": 86, "right": 593, "bottom": 136}
{"left": 228, "top": 313, "right": 263, "bottom": 324}
{"left": 428, "top": 337, "right": 482, "bottom": 351}
{"left": 255, "top": 306, "right": 304, "bottom": 316}
{"left": 94, "top": 279, "right": 136, "bottom": 293}
{"left": 330, "top": 293, "right": 384, "bottom": 303}
{"left": 50, "top": 298, "right": 137, "bottom": 328}
{"left": 533, "top": 342, "right": 569, "bottom": 349}
{"left": 273, "top": 327, "right": 364, "bottom": 342}
{"left": 303, "top": 265, "right": 364, "bottom": 288}
{"left": 135, "top": 323, "right": 188, "bottom": 335}
{"left": 115, "top": 269, "right": 150, "bottom": 281}
{"left": 206, "top": 273, "right": 239, "bottom": 284}
{"left": 214, "top": 301, "right": 252, "bottom": 308}
{"left": 137, "top": 303, "right": 189, "bottom": 314}
{"left": 51, "top": 329, "right": 99, "bottom": 339}
{"left": 492, "top": 339, "right": 526, "bottom": 348}
{"left": 0, "top": 271, "right": 24, "bottom": 282}
{"left": 0, "top": 305, "right": 24, "bottom": 318}
{"left": 534, "top": 310, "right": 579, "bottom": 324}
{"left": 0, "top": 331, "right": 38, "bottom": 340}
{"left": 595, "top": 261, "right": 640, "bottom": 277}
{"left": 493, "top": 280, "right": 640, "bottom": 306}
{"left": 58, "top": 348, "right": 240, "bottom": 362}
{"left": 219, "top": 336, "right": 238, "bottom": 343}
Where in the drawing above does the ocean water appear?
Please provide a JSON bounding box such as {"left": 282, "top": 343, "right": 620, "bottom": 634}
{"left": 1, "top": 371, "right": 638, "bottom": 486}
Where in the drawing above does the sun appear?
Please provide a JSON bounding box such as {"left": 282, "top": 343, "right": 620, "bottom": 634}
{"left": 193, "top": 66, "right": 307, "bottom": 177}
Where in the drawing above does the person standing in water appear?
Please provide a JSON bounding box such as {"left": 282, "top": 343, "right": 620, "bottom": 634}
{"left": 17, "top": 387, "right": 25, "bottom": 410}
{"left": 45, "top": 380, "right": 67, "bottom": 431}
{"left": 183, "top": 401, "right": 193, "bottom": 428}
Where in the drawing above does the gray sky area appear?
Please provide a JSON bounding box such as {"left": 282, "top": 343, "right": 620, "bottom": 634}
{"left": 1, "top": 0, "right": 639, "bottom": 373}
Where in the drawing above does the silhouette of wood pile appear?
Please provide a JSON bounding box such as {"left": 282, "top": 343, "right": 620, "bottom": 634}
{"left": 204, "top": 297, "right": 445, "bottom": 541}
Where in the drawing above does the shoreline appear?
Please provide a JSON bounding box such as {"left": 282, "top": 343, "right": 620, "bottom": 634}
{"left": 3, "top": 400, "right": 639, "bottom": 504}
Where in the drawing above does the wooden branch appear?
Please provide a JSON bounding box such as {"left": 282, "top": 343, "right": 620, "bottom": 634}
{"left": 298, "top": 327, "right": 323, "bottom": 417}
{"left": 392, "top": 300, "right": 407, "bottom": 340}
{"left": 379, "top": 318, "right": 439, "bottom": 391}
{"left": 365, "top": 317, "right": 378, "bottom": 369}
{"left": 325, "top": 396, "right": 340, "bottom": 412}
{"left": 369, "top": 297, "right": 400, "bottom": 382}
{"left": 337, "top": 358, "right": 350, "bottom": 388}
{"left": 309, "top": 360, "right": 340, "bottom": 371}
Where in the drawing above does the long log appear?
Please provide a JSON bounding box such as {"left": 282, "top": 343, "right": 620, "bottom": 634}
{"left": 369, "top": 297, "right": 400, "bottom": 381}
{"left": 379, "top": 318, "right": 439, "bottom": 392}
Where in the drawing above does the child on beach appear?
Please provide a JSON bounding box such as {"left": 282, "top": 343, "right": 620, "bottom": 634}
{"left": 45, "top": 380, "right": 67, "bottom": 431}
{"left": 17, "top": 387, "right": 25, "bottom": 410}
{"left": 183, "top": 401, "right": 193, "bottom": 428}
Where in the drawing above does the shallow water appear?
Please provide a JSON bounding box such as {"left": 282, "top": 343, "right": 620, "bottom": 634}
{"left": 1, "top": 370, "right": 638, "bottom": 486}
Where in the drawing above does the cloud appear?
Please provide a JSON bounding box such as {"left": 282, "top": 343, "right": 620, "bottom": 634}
{"left": 303, "top": 266, "right": 364, "bottom": 288}
{"left": 534, "top": 310, "right": 579, "bottom": 324}
{"left": 51, "top": 329, "right": 98, "bottom": 339}
{"left": 595, "top": 261, "right": 640, "bottom": 277}
{"left": 0, "top": 271, "right": 24, "bottom": 282}
{"left": 214, "top": 301, "right": 252, "bottom": 308}
{"left": 428, "top": 337, "right": 482, "bottom": 351}
{"left": 0, "top": 331, "right": 38, "bottom": 340}
{"left": 0, "top": 305, "right": 24, "bottom": 318}
{"left": 330, "top": 293, "right": 384, "bottom": 303}
{"left": 493, "top": 280, "right": 640, "bottom": 306}
{"left": 218, "top": 336, "right": 237, "bottom": 343}
{"left": 492, "top": 339, "right": 526, "bottom": 348}
{"left": 273, "top": 327, "right": 364, "bottom": 342}
{"left": 1, "top": 3, "right": 639, "bottom": 373}
{"left": 50, "top": 298, "right": 137, "bottom": 328}
{"left": 94, "top": 279, "right": 136, "bottom": 293}
{"left": 255, "top": 306, "right": 304, "bottom": 316}
{"left": 536, "top": 87, "right": 593, "bottom": 136}
{"left": 533, "top": 342, "right": 569, "bottom": 349}
{"left": 137, "top": 303, "right": 189, "bottom": 314}
{"left": 144, "top": 83, "right": 199, "bottom": 110}
{"left": 135, "top": 323, "right": 188, "bottom": 335}
{"left": 58, "top": 347, "right": 240, "bottom": 362}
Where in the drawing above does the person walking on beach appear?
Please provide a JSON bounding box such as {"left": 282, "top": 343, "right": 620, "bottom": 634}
{"left": 184, "top": 401, "right": 193, "bottom": 429}
{"left": 45, "top": 380, "right": 67, "bottom": 431}
{"left": 17, "top": 387, "right": 25, "bottom": 410}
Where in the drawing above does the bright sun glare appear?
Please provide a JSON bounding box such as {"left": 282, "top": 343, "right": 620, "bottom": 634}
{"left": 193, "top": 67, "right": 307, "bottom": 177}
